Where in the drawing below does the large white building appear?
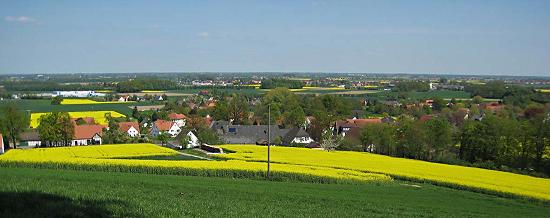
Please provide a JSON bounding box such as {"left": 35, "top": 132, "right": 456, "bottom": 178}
{"left": 53, "top": 91, "right": 105, "bottom": 98}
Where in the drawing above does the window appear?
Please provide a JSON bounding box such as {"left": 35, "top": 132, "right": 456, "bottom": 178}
{"left": 228, "top": 127, "right": 236, "bottom": 133}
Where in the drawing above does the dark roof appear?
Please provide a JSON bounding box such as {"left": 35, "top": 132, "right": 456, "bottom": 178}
{"left": 281, "top": 127, "right": 311, "bottom": 145}
{"left": 20, "top": 130, "right": 40, "bottom": 141}
{"left": 215, "top": 124, "right": 283, "bottom": 144}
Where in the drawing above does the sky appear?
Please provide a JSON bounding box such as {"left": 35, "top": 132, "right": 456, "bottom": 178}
{"left": 0, "top": 0, "right": 549, "bottom": 76}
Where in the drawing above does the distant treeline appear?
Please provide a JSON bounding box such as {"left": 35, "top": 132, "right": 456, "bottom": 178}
{"left": 1, "top": 81, "right": 107, "bottom": 92}
{"left": 465, "top": 81, "right": 550, "bottom": 105}
{"left": 260, "top": 79, "right": 304, "bottom": 89}
{"left": 394, "top": 81, "right": 430, "bottom": 92}
{"left": 116, "top": 79, "right": 178, "bottom": 93}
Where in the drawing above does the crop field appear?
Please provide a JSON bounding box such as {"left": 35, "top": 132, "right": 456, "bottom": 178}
{"left": 0, "top": 99, "right": 157, "bottom": 115}
{"left": 0, "top": 144, "right": 389, "bottom": 184}
{"left": 29, "top": 111, "right": 126, "bottom": 128}
{"left": 61, "top": 99, "right": 133, "bottom": 105}
{"left": 536, "top": 89, "right": 550, "bottom": 93}
{"left": 2, "top": 168, "right": 549, "bottom": 217}
{"left": 1, "top": 144, "right": 549, "bottom": 202}
{"left": 141, "top": 90, "right": 166, "bottom": 93}
{"left": 217, "top": 145, "right": 550, "bottom": 201}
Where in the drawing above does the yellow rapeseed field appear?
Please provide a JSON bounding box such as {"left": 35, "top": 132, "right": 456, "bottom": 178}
{"left": 29, "top": 111, "right": 126, "bottom": 128}
{"left": 1, "top": 143, "right": 548, "bottom": 200}
{"left": 141, "top": 90, "right": 165, "bottom": 93}
{"left": 0, "top": 144, "right": 389, "bottom": 183}
{"left": 61, "top": 99, "right": 133, "bottom": 105}
{"left": 218, "top": 145, "right": 550, "bottom": 201}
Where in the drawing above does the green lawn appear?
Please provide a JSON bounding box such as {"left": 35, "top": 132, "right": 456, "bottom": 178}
{"left": 1, "top": 167, "right": 548, "bottom": 217}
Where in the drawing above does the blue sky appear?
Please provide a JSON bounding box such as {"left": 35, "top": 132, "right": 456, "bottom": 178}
{"left": 1, "top": 0, "right": 549, "bottom": 76}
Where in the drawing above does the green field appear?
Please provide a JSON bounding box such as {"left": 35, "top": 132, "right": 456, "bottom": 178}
{"left": 1, "top": 167, "right": 548, "bottom": 217}
{"left": 408, "top": 90, "right": 471, "bottom": 100}
{"left": 0, "top": 99, "right": 156, "bottom": 116}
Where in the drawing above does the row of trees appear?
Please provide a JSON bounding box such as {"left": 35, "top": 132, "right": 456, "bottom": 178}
{"left": 353, "top": 113, "right": 550, "bottom": 176}
{"left": 116, "top": 79, "right": 178, "bottom": 93}
{"left": 260, "top": 79, "right": 304, "bottom": 89}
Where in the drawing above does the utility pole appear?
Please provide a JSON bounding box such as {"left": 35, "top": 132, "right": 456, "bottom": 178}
{"left": 267, "top": 104, "right": 271, "bottom": 179}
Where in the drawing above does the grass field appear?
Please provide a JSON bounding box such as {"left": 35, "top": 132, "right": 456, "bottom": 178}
{"left": 61, "top": 99, "right": 133, "bottom": 105}
{"left": 1, "top": 144, "right": 549, "bottom": 201}
{"left": 1, "top": 167, "right": 548, "bottom": 217}
{"left": 408, "top": 90, "right": 471, "bottom": 99}
{"left": 29, "top": 111, "right": 126, "bottom": 128}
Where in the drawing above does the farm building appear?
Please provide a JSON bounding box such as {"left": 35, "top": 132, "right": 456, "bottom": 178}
{"left": 118, "top": 122, "right": 140, "bottom": 137}
{"left": 19, "top": 130, "right": 42, "bottom": 147}
{"left": 72, "top": 125, "right": 104, "bottom": 146}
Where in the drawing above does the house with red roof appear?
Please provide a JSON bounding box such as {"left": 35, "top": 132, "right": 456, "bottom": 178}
{"left": 118, "top": 122, "right": 140, "bottom": 137}
{"left": 168, "top": 113, "right": 187, "bottom": 127}
{"left": 151, "top": 120, "right": 181, "bottom": 137}
{"left": 72, "top": 124, "right": 104, "bottom": 146}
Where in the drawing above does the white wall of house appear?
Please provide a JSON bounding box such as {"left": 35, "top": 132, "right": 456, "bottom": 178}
{"left": 71, "top": 134, "right": 102, "bottom": 146}
{"left": 292, "top": 137, "right": 314, "bottom": 144}
{"left": 172, "top": 119, "right": 186, "bottom": 127}
{"left": 184, "top": 132, "right": 199, "bottom": 148}
{"left": 152, "top": 123, "right": 181, "bottom": 138}
{"left": 72, "top": 139, "right": 88, "bottom": 146}
{"left": 27, "top": 140, "right": 41, "bottom": 147}
{"left": 127, "top": 126, "right": 139, "bottom": 137}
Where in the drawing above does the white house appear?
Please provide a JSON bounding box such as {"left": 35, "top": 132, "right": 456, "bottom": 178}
{"left": 176, "top": 130, "right": 200, "bottom": 149}
{"left": 151, "top": 120, "right": 181, "bottom": 137}
{"left": 282, "top": 127, "right": 315, "bottom": 145}
{"left": 72, "top": 125, "right": 104, "bottom": 146}
{"left": 168, "top": 113, "right": 187, "bottom": 127}
{"left": 118, "top": 122, "right": 140, "bottom": 137}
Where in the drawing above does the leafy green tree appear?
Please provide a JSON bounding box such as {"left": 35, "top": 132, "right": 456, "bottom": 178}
{"left": 157, "top": 132, "right": 169, "bottom": 146}
{"left": 227, "top": 94, "right": 249, "bottom": 124}
{"left": 0, "top": 104, "right": 29, "bottom": 149}
{"left": 425, "top": 118, "right": 453, "bottom": 161}
{"left": 37, "top": 112, "right": 74, "bottom": 147}
{"left": 320, "top": 130, "right": 342, "bottom": 151}
{"left": 51, "top": 96, "right": 63, "bottom": 105}
{"left": 179, "top": 134, "right": 191, "bottom": 148}
{"left": 257, "top": 88, "right": 305, "bottom": 127}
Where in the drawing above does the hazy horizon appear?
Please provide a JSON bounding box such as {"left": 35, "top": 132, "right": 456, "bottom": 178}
{"left": 1, "top": 0, "right": 549, "bottom": 76}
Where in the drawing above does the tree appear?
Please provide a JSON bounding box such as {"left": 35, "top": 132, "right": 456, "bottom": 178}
{"left": 472, "top": 95, "right": 484, "bottom": 104}
{"left": 37, "top": 112, "right": 74, "bottom": 147}
{"left": 424, "top": 118, "right": 453, "bottom": 161}
{"left": 102, "top": 116, "right": 127, "bottom": 144}
{"left": 51, "top": 96, "right": 63, "bottom": 105}
{"left": 179, "top": 134, "right": 191, "bottom": 148}
{"left": 227, "top": 94, "right": 249, "bottom": 124}
{"left": 432, "top": 97, "right": 446, "bottom": 111}
{"left": 320, "top": 130, "right": 342, "bottom": 151}
{"left": 132, "top": 106, "right": 140, "bottom": 119}
{"left": 0, "top": 104, "right": 29, "bottom": 149}
{"left": 257, "top": 88, "right": 305, "bottom": 127}
{"left": 157, "top": 132, "right": 169, "bottom": 146}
